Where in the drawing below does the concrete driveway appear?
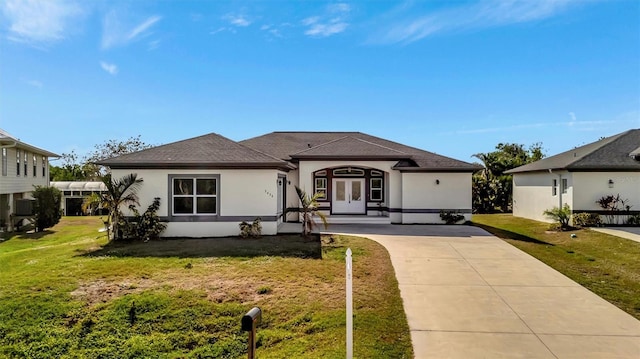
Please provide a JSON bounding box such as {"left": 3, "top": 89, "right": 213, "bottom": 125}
{"left": 323, "top": 225, "right": 640, "bottom": 359}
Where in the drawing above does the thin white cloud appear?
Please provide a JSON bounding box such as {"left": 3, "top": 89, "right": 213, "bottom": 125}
{"left": 224, "top": 14, "right": 251, "bottom": 27}
{"left": 328, "top": 3, "right": 351, "bottom": 13}
{"left": 102, "top": 11, "right": 162, "bottom": 50}
{"left": 100, "top": 61, "right": 118, "bottom": 75}
{"left": 455, "top": 119, "right": 618, "bottom": 135}
{"left": 147, "top": 39, "right": 160, "bottom": 51}
{"left": 259, "top": 24, "right": 285, "bottom": 39}
{"left": 25, "top": 79, "right": 43, "bottom": 88}
{"left": 374, "top": 0, "right": 580, "bottom": 45}
{"left": 1, "top": 0, "right": 83, "bottom": 47}
{"left": 210, "top": 27, "right": 236, "bottom": 35}
{"left": 568, "top": 112, "right": 577, "bottom": 126}
{"left": 128, "top": 15, "right": 161, "bottom": 40}
{"left": 303, "top": 3, "right": 351, "bottom": 37}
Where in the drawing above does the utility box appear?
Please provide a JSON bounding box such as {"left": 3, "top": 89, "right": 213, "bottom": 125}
{"left": 15, "top": 199, "right": 35, "bottom": 216}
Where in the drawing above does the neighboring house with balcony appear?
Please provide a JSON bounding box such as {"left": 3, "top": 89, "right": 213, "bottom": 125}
{"left": 0, "top": 129, "right": 59, "bottom": 231}
{"left": 98, "top": 131, "right": 480, "bottom": 237}
{"left": 506, "top": 129, "right": 640, "bottom": 223}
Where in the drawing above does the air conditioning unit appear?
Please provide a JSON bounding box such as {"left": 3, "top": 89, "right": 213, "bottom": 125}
{"left": 15, "top": 199, "right": 35, "bottom": 216}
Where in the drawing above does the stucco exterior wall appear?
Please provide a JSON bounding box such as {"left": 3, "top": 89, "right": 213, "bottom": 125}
{"left": 111, "top": 168, "right": 282, "bottom": 237}
{"left": 401, "top": 172, "right": 472, "bottom": 223}
{"left": 512, "top": 171, "right": 572, "bottom": 223}
{"left": 572, "top": 172, "right": 640, "bottom": 212}
{"left": 297, "top": 160, "right": 402, "bottom": 222}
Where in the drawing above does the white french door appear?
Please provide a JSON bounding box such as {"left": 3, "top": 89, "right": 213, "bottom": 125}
{"left": 332, "top": 178, "right": 366, "bottom": 214}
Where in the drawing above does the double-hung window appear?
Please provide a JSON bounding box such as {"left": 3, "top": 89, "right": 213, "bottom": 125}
{"left": 172, "top": 176, "right": 218, "bottom": 215}
{"left": 552, "top": 179, "right": 558, "bottom": 196}
{"left": 42, "top": 156, "right": 46, "bottom": 177}
{"left": 23, "top": 152, "right": 27, "bottom": 177}
{"left": 370, "top": 178, "right": 383, "bottom": 201}
{"left": 33, "top": 154, "right": 37, "bottom": 177}
{"left": 561, "top": 178, "right": 568, "bottom": 194}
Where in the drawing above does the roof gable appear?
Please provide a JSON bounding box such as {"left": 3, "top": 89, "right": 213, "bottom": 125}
{"left": 291, "top": 136, "right": 409, "bottom": 159}
{"left": 506, "top": 129, "right": 640, "bottom": 173}
{"left": 241, "top": 131, "right": 480, "bottom": 171}
{"left": 98, "top": 133, "right": 292, "bottom": 169}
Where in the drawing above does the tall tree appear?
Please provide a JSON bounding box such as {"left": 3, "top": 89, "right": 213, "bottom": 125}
{"left": 85, "top": 136, "right": 154, "bottom": 179}
{"left": 472, "top": 142, "right": 544, "bottom": 213}
{"left": 50, "top": 150, "right": 88, "bottom": 181}
{"left": 49, "top": 136, "right": 153, "bottom": 181}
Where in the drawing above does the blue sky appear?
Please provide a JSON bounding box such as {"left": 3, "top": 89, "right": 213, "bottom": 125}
{"left": 1, "top": 0, "right": 639, "bottom": 163}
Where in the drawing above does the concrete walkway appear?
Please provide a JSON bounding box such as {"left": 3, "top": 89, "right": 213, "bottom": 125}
{"left": 591, "top": 227, "right": 640, "bottom": 244}
{"left": 323, "top": 225, "right": 640, "bottom": 359}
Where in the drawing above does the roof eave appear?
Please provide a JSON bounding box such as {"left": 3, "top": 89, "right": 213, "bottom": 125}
{"left": 291, "top": 155, "right": 411, "bottom": 161}
{"left": 1, "top": 139, "right": 59, "bottom": 157}
{"left": 100, "top": 162, "right": 295, "bottom": 171}
{"left": 393, "top": 166, "right": 481, "bottom": 173}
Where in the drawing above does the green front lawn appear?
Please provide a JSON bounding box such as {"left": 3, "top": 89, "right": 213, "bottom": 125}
{"left": 0, "top": 217, "right": 412, "bottom": 358}
{"left": 473, "top": 214, "right": 640, "bottom": 320}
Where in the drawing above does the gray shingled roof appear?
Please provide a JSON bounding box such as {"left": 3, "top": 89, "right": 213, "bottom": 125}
{"left": 241, "top": 131, "right": 481, "bottom": 171}
{"left": 98, "top": 133, "right": 293, "bottom": 169}
{"left": 506, "top": 129, "right": 640, "bottom": 173}
{"left": 291, "top": 136, "right": 409, "bottom": 159}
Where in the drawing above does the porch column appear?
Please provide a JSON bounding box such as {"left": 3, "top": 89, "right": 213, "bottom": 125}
{"left": 7, "top": 193, "right": 13, "bottom": 232}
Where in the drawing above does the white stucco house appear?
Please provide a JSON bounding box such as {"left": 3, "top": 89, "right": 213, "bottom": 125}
{"left": 0, "top": 129, "right": 59, "bottom": 231}
{"left": 99, "top": 131, "right": 481, "bottom": 237}
{"left": 506, "top": 129, "right": 640, "bottom": 223}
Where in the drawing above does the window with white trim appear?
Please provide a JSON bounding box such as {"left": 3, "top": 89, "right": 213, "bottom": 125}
{"left": 552, "top": 179, "right": 557, "bottom": 196}
{"left": 33, "top": 154, "right": 37, "bottom": 177}
{"left": 370, "top": 178, "right": 383, "bottom": 201}
{"left": 16, "top": 149, "right": 20, "bottom": 176}
{"left": 2, "top": 148, "right": 6, "bottom": 176}
{"left": 23, "top": 152, "right": 27, "bottom": 177}
{"left": 42, "top": 156, "right": 46, "bottom": 177}
{"left": 315, "top": 177, "right": 327, "bottom": 199}
{"left": 172, "top": 177, "right": 218, "bottom": 215}
{"left": 561, "top": 178, "right": 568, "bottom": 194}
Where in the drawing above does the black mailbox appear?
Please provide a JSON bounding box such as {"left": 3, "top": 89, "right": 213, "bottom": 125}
{"left": 241, "top": 307, "right": 262, "bottom": 359}
{"left": 242, "top": 307, "right": 262, "bottom": 331}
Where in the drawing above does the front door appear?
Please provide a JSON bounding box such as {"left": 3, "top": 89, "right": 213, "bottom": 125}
{"left": 332, "top": 178, "right": 366, "bottom": 214}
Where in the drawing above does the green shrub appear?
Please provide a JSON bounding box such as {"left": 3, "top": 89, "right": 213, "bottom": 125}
{"left": 239, "top": 217, "right": 262, "bottom": 238}
{"left": 572, "top": 212, "right": 602, "bottom": 227}
{"left": 627, "top": 214, "right": 640, "bottom": 226}
{"left": 32, "top": 186, "right": 62, "bottom": 232}
{"left": 126, "top": 198, "right": 167, "bottom": 241}
{"left": 439, "top": 210, "right": 465, "bottom": 224}
{"left": 543, "top": 204, "right": 571, "bottom": 230}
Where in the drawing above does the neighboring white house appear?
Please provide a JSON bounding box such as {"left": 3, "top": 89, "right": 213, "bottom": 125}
{"left": 0, "top": 129, "right": 59, "bottom": 231}
{"left": 99, "top": 131, "right": 481, "bottom": 237}
{"left": 506, "top": 129, "right": 640, "bottom": 223}
{"left": 51, "top": 181, "right": 108, "bottom": 216}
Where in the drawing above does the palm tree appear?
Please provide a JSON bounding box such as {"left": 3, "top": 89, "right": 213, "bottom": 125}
{"left": 284, "top": 185, "right": 328, "bottom": 236}
{"left": 99, "top": 173, "right": 143, "bottom": 240}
